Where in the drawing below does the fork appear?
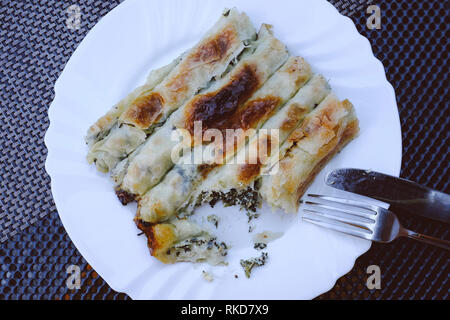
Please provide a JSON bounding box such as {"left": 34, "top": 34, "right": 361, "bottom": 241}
{"left": 301, "top": 194, "right": 450, "bottom": 250}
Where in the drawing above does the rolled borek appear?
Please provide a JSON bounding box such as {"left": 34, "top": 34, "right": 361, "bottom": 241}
{"left": 196, "top": 74, "right": 331, "bottom": 201}
{"left": 259, "top": 96, "right": 359, "bottom": 213}
{"left": 85, "top": 57, "right": 181, "bottom": 147}
{"left": 136, "top": 56, "right": 312, "bottom": 223}
{"left": 116, "top": 24, "right": 289, "bottom": 202}
{"left": 136, "top": 218, "right": 228, "bottom": 265}
{"left": 86, "top": 8, "right": 256, "bottom": 173}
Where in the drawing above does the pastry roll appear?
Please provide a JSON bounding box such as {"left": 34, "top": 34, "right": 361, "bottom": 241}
{"left": 116, "top": 24, "right": 289, "bottom": 201}
{"left": 85, "top": 57, "right": 181, "bottom": 147}
{"left": 198, "top": 74, "right": 331, "bottom": 196}
{"left": 259, "top": 96, "right": 359, "bottom": 213}
{"left": 136, "top": 56, "right": 311, "bottom": 223}
{"left": 86, "top": 8, "right": 256, "bottom": 173}
{"left": 136, "top": 218, "right": 228, "bottom": 265}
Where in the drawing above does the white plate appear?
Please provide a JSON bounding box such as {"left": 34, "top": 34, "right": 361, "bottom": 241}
{"left": 45, "top": 0, "right": 402, "bottom": 299}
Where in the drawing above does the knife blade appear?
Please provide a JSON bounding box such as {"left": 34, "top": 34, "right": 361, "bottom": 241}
{"left": 325, "top": 168, "right": 450, "bottom": 223}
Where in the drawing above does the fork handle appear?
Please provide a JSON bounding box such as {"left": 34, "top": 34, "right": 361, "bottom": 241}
{"left": 404, "top": 229, "right": 450, "bottom": 250}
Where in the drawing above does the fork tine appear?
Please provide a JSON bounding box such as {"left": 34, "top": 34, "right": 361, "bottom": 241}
{"left": 307, "top": 194, "right": 378, "bottom": 215}
{"left": 302, "top": 207, "right": 374, "bottom": 232}
{"left": 302, "top": 211, "right": 373, "bottom": 240}
{"left": 303, "top": 200, "right": 376, "bottom": 224}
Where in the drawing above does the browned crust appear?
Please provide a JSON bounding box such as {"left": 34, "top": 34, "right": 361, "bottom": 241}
{"left": 135, "top": 218, "right": 154, "bottom": 249}
{"left": 238, "top": 163, "right": 262, "bottom": 184}
{"left": 184, "top": 63, "right": 260, "bottom": 137}
{"left": 122, "top": 92, "right": 164, "bottom": 129}
{"left": 280, "top": 103, "right": 309, "bottom": 132}
{"left": 135, "top": 218, "right": 176, "bottom": 261}
{"left": 122, "top": 25, "right": 239, "bottom": 130}
{"left": 198, "top": 163, "right": 219, "bottom": 179}
{"left": 236, "top": 102, "right": 310, "bottom": 185}
{"left": 294, "top": 119, "right": 359, "bottom": 207}
{"left": 164, "top": 26, "right": 238, "bottom": 100}
{"left": 192, "top": 26, "right": 236, "bottom": 64}
{"left": 287, "top": 57, "right": 311, "bottom": 88}
{"left": 237, "top": 96, "right": 281, "bottom": 130}
{"left": 282, "top": 97, "right": 341, "bottom": 159}
{"left": 115, "top": 188, "right": 137, "bottom": 205}
{"left": 237, "top": 134, "right": 273, "bottom": 184}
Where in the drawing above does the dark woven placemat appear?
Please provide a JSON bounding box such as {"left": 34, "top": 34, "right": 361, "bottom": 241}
{"left": 0, "top": 0, "right": 448, "bottom": 300}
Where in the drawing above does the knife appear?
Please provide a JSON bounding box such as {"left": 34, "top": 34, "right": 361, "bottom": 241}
{"left": 325, "top": 168, "right": 450, "bottom": 223}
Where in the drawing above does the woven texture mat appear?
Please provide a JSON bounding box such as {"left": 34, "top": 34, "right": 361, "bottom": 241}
{"left": 0, "top": 0, "right": 448, "bottom": 300}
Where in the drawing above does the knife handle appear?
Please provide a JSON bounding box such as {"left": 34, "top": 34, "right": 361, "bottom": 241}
{"left": 405, "top": 229, "right": 450, "bottom": 251}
